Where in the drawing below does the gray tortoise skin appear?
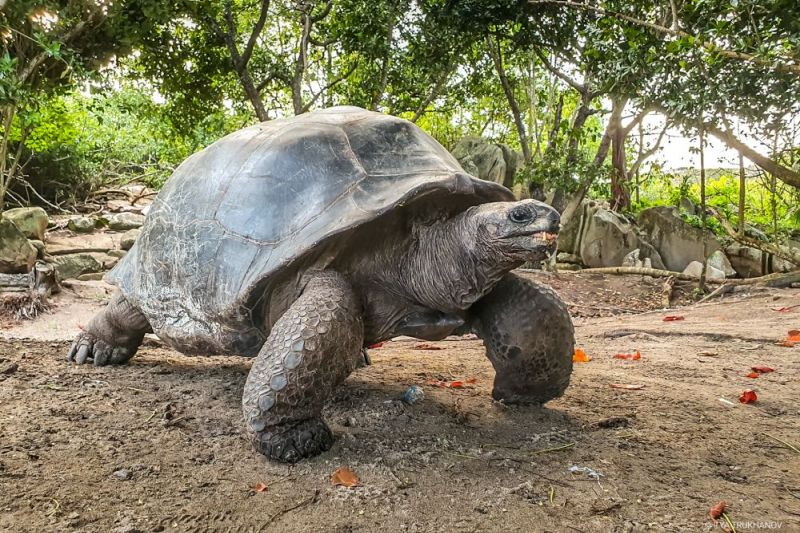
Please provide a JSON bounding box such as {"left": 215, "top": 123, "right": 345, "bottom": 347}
{"left": 68, "top": 106, "right": 574, "bottom": 463}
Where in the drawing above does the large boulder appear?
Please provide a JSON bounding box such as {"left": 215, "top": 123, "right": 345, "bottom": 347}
{"left": 54, "top": 253, "right": 104, "bottom": 280}
{"left": 638, "top": 206, "right": 722, "bottom": 272}
{"left": 0, "top": 217, "right": 37, "bottom": 273}
{"left": 68, "top": 216, "right": 95, "bottom": 233}
{"left": 2, "top": 207, "right": 48, "bottom": 240}
{"left": 725, "top": 243, "right": 764, "bottom": 278}
{"left": 579, "top": 207, "right": 640, "bottom": 268}
{"left": 452, "top": 137, "right": 518, "bottom": 189}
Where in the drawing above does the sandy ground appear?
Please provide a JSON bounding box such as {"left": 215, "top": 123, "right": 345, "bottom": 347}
{"left": 1, "top": 272, "right": 798, "bottom": 532}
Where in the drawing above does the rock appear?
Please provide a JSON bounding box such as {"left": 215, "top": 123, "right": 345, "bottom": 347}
{"left": 68, "top": 217, "right": 95, "bottom": 233}
{"left": 707, "top": 250, "right": 736, "bottom": 278}
{"left": 556, "top": 252, "right": 582, "bottom": 264}
{"left": 637, "top": 240, "right": 666, "bottom": 270}
{"left": 0, "top": 217, "right": 37, "bottom": 274}
{"left": 682, "top": 261, "right": 704, "bottom": 278}
{"left": 28, "top": 239, "right": 46, "bottom": 259}
{"left": 622, "top": 249, "right": 642, "bottom": 267}
{"left": 2, "top": 207, "right": 48, "bottom": 240}
{"left": 725, "top": 243, "right": 764, "bottom": 277}
{"left": 451, "top": 137, "right": 520, "bottom": 189}
{"left": 77, "top": 272, "right": 106, "bottom": 281}
{"left": 120, "top": 228, "right": 141, "bottom": 250}
{"left": 706, "top": 264, "right": 726, "bottom": 280}
{"left": 0, "top": 362, "right": 18, "bottom": 375}
{"left": 108, "top": 212, "right": 145, "bottom": 231}
{"left": 681, "top": 259, "right": 726, "bottom": 280}
{"left": 112, "top": 468, "right": 132, "bottom": 481}
{"left": 55, "top": 253, "right": 104, "bottom": 280}
{"left": 638, "top": 206, "right": 722, "bottom": 271}
{"left": 579, "top": 207, "right": 639, "bottom": 268}
{"left": 108, "top": 249, "right": 127, "bottom": 258}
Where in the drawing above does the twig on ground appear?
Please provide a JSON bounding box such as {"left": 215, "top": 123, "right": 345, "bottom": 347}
{"left": 764, "top": 433, "right": 800, "bottom": 454}
{"left": 722, "top": 512, "right": 737, "bottom": 533}
{"left": 259, "top": 490, "right": 320, "bottom": 531}
{"left": 527, "top": 442, "right": 575, "bottom": 455}
{"left": 695, "top": 283, "right": 733, "bottom": 305}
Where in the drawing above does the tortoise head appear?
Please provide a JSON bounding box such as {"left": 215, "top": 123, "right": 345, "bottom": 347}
{"left": 465, "top": 199, "right": 560, "bottom": 264}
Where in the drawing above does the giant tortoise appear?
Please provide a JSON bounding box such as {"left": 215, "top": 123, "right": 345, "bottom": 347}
{"left": 68, "top": 106, "right": 574, "bottom": 462}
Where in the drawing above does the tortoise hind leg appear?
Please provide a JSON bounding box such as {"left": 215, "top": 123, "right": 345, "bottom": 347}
{"left": 67, "top": 292, "right": 152, "bottom": 366}
{"left": 468, "top": 273, "right": 574, "bottom": 405}
{"left": 243, "top": 271, "right": 364, "bottom": 463}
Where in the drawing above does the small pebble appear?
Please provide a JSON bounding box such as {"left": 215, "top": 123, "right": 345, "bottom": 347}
{"left": 401, "top": 385, "right": 424, "bottom": 405}
{"left": 113, "top": 468, "right": 132, "bottom": 481}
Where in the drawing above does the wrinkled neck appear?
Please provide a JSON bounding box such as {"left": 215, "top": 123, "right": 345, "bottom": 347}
{"left": 397, "top": 210, "right": 521, "bottom": 312}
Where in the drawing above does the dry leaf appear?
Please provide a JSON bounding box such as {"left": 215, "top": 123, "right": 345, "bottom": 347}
{"left": 744, "top": 371, "right": 760, "bottom": 379}
{"left": 331, "top": 467, "right": 359, "bottom": 488}
{"left": 609, "top": 383, "right": 644, "bottom": 390}
{"left": 663, "top": 315, "right": 685, "bottom": 322}
{"left": 427, "top": 379, "right": 475, "bottom": 388}
{"left": 367, "top": 342, "right": 385, "bottom": 349}
{"left": 788, "top": 330, "right": 800, "bottom": 342}
{"left": 253, "top": 482, "right": 268, "bottom": 492}
{"left": 751, "top": 366, "right": 774, "bottom": 374}
{"left": 413, "top": 343, "right": 444, "bottom": 350}
{"left": 772, "top": 305, "right": 800, "bottom": 312}
{"left": 739, "top": 389, "right": 757, "bottom": 404}
{"left": 709, "top": 500, "right": 726, "bottom": 520}
{"left": 613, "top": 350, "right": 641, "bottom": 360}
{"left": 572, "top": 348, "right": 591, "bottom": 362}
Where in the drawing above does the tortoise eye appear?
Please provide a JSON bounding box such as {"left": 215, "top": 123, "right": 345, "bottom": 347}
{"left": 509, "top": 207, "right": 534, "bottom": 224}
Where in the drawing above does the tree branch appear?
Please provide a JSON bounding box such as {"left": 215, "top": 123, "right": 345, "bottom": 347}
{"left": 532, "top": 47, "right": 587, "bottom": 94}
{"left": 242, "top": 0, "right": 271, "bottom": 65}
{"left": 299, "top": 61, "right": 359, "bottom": 114}
{"left": 527, "top": 0, "right": 800, "bottom": 75}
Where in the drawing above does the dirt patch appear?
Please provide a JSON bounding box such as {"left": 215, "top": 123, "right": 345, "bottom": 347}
{"left": 1, "top": 278, "right": 798, "bottom": 532}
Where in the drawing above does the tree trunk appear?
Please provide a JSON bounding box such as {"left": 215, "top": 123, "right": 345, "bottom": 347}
{"left": 738, "top": 152, "right": 745, "bottom": 236}
{"left": 704, "top": 122, "right": 800, "bottom": 189}
{"left": 487, "top": 35, "right": 532, "bottom": 162}
{"left": 609, "top": 97, "right": 630, "bottom": 210}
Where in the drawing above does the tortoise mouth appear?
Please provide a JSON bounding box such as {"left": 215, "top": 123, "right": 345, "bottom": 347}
{"left": 531, "top": 231, "right": 558, "bottom": 243}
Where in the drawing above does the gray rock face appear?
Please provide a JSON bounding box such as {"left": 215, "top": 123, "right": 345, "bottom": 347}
{"left": 0, "top": 217, "right": 38, "bottom": 273}
{"left": 68, "top": 217, "right": 95, "bottom": 233}
{"left": 2, "top": 207, "right": 48, "bottom": 240}
{"left": 682, "top": 259, "right": 726, "bottom": 280}
{"left": 638, "top": 206, "right": 722, "bottom": 272}
{"left": 108, "top": 213, "right": 145, "bottom": 231}
{"left": 725, "top": 243, "right": 763, "bottom": 277}
{"left": 707, "top": 250, "right": 736, "bottom": 277}
{"left": 451, "top": 136, "right": 519, "bottom": 189}
{"left": 55, "top": 253, "right": 104, "bottom": 280}
{"left": 120, "top": 229, "right": 141, "bottom": 251}
{"left": 579, "top": 207, "right": 639, "bottom": 268}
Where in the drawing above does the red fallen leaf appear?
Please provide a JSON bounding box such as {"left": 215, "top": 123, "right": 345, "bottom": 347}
{"left": 253, "top": 482, "right": 268, "bottom": 492}
{"left": 609, "top": 383, "right": 644, "bottom": 390}
{"left": 367, "top": 342, "right": 385, "bottom": 349}
{"left": 709, "top": 500, "right": 726, "bottom": 520}
{"left": 413, "top": 343, "right": 444, "bottom": 350}
{"left": 663, "top": 315, "right": 685, "bottom": 322}
{"left": 751, "top": 366, "right": 775, "bottom": 374}
{"left": 613, "top": 350, "right": 642, "bottom": 360}
{"left": 572, "top": 348, "right": 591, "bottom": 362}
{"left": 739, "top": 389, "right": 758, "bottom": 404}
{"left": 744, "top": 372, "right": 760, "bottom": 379}
{"left": 788, "top": 330, "right": 800, "bottom": 342}
{"left": 776, "top": 340, "right": 797, "bottom": 347}
{"left": 772, "top": 304, "right": 800, "bottom": 312}
{"left": 331, "top": 467, "right": 359, "bottom": 488}
{"left": 426, "top": 379, "right": 473, "bottom": 388}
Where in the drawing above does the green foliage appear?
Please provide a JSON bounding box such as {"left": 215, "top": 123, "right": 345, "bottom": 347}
{"left": 13, "top": 84, "right": 244, "bottom": 204}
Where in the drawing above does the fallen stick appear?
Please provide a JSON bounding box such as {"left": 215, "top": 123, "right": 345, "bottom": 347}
{"left": 695, "top": 283, "right": 733, "bottom": 304}
{"left": 570, "top": 266, "right": 800, "bottom": 287}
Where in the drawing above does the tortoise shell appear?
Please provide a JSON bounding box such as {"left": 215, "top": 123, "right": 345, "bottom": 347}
{"left": 108, "top": 106, "right": 513, "bottom": 355}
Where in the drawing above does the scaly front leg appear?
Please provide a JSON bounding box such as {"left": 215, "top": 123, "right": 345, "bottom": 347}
{"left": 242, "top": 271, "right": 364, "bottom": 463}
{"left": 468, "top": 273, "right": 574, "bottom": 405}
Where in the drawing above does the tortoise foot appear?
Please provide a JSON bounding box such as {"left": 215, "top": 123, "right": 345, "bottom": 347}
{"left": 67, "top": 331, "right": 137, "bottom": 366}
{"left": 252, "top": 418, "right": 334, "bottom": 463}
